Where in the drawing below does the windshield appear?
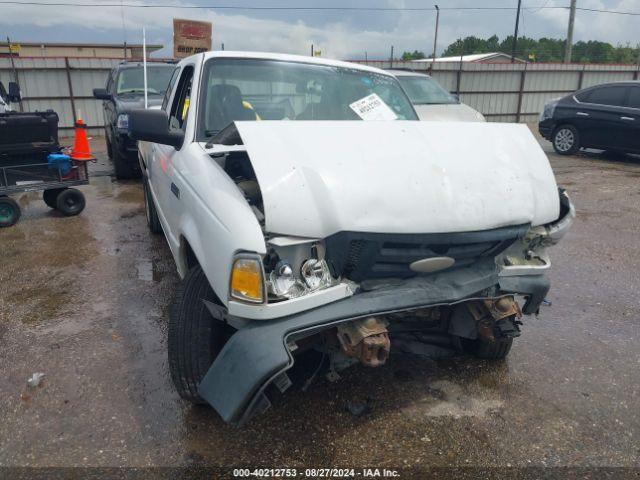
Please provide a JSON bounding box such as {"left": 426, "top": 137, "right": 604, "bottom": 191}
{"left": 397, "top": 75, "right": 458, "bottom": 105}
{"left": 116, "top": 66, "right": 176, "bottom": 95}
{"left": 198, "top": 58, "right": 417, "bottom": 139}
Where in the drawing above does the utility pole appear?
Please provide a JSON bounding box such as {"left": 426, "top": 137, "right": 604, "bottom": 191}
{"left": 6, "top": 36, "right": 23, "bottom": 112}
{"left": 431, "top": 5, "right": 440, "bottom": 72}
{"left": 511, "top": 0, "right": 522, "bottom": 63}
{"left": 311, "top": 44, "right": 314, "bottom": 57}
{"left": 564, "top": 0, "right": 577, "bottom": 63}
{"left": 390, "top": 45, "right": 394, "bottom": 68}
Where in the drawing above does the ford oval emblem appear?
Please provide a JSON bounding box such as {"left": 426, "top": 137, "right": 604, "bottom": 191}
{"left": 409, "top": 257, "right": 455, "bottom": 273}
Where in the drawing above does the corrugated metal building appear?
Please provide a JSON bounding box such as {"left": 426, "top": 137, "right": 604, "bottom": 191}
{"left": 1, "top": 54, "right": 639, "bottom": 134}
{"left": 1, "top": 42, "right": 163, "bottom": 59}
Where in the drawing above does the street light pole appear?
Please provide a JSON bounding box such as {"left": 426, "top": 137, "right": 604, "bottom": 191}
{"left": 431, "top": 5, "right": 440, "bottom": 72}
{"left": 511, "top": 0, "right": 522, "bottom": 63}
{"left": 564, "top": 0, "right": 577, "bottom": 63}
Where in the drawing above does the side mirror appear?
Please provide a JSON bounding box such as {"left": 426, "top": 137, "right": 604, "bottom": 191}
{"left": 93, "top": 88, "right": 112, "bottom": 101}
{"left": 449, "top": 92, "right": 460, "bottom": 103}
{"left": 129, "top": 109, "right": 184, "bottom": 149}
{"left": 8, "top": 82, "right": 21, "bottom": 102}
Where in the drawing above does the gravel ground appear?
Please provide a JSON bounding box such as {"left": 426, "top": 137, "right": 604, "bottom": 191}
{"left": 0, "top": 133, "right": 639, "bottom": 477}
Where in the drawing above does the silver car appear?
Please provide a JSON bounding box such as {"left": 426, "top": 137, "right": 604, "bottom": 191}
{"left": 390, "top": 69, "right": 485, "bottom": 122}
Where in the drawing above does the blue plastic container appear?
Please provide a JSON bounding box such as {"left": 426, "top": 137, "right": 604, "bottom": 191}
{"left": 47, "top": 153, "right": 72, "bottom": 176}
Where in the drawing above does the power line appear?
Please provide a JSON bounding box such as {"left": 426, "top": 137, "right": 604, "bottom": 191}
{"left": 0, "top": 1, "right": 566, "bottom": 11}
{"left": 1, "top": 1, "right": 638, "bottom": 15}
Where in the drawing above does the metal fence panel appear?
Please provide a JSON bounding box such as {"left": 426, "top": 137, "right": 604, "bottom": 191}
{"left": 1, "top": 57, "right": 639, "bottom": 134}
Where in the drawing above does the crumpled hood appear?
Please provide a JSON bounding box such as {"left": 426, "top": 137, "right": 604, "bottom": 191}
{"left": 235, "top": 121, "right": 559, "bottom": 238}
{"left": 413, "top": 103, "right": 485, "bottom": 122}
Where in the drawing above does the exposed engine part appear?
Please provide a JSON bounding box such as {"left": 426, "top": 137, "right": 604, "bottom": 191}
{"left": 467, "top": 296, "right": 522, "bottom": 322}
{"left": 466, "top": 296, "right": 522, "bottom": 342}
{"left": 484, "top": 297, "right": 522, "bottom": 320}
{"left": 336, "top": 317, "right": 391, "bottom": 367}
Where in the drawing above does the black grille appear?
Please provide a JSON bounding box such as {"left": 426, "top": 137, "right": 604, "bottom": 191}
{"left": 325, "top": 225, "right": 529, "bottom": 282}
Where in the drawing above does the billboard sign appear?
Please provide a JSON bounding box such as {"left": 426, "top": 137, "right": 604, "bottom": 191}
{"left": 173, "top": 19, "right": 212, "bottom": 58}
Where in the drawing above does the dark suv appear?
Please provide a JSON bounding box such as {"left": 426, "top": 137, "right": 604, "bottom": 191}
{"left": 539, "top": 81, "right": 640, "bottom": 156}
{"left": 93, "top": 62, "right": 176, "bottom": 179}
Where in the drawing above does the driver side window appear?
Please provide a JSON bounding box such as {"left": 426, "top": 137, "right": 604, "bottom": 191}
{"left": 162, "top": 67, "right": 180, "bottom": 112}
{"left": 169, "top": 66, "right": 194, "bottom": 131}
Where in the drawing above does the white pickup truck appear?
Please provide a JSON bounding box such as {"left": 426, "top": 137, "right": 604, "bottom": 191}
{"left": 130, "top": 51, "right": 574, "bottom": 425}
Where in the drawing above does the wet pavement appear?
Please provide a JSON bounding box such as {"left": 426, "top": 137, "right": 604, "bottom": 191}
{"left": 0, "top": 135, "right": 639, "bottom": 470}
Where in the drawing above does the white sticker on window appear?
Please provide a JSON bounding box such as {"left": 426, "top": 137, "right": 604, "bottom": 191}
{"left": 349, "top": 93, "right": 398, "bottom": 121}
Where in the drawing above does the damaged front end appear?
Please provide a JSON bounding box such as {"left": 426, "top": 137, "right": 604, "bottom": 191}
{"left": 199, "top": 124, "right": 575, "bottom": 425}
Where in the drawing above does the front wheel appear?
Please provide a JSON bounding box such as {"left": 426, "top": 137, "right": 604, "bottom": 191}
{"left": 112, "top": 150, "right": 140, "bottom": 180}
{"left": 552, "top": 125, "right": 580, "bottom": 155}
{"left": 465, "top": 337, "right": 514, "bottom": 360}
{"left": 143, "top": 178, "right": 162, "bottom": 234}
{"left": 168, "top": 265, "right": 234, "bottom": 403}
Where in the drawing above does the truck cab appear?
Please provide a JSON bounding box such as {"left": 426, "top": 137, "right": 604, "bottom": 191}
{"left": 93, "top": 62, "right": 176, "bottom": 179}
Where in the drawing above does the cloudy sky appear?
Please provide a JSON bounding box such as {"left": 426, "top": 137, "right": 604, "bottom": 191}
{"left": 1, "top": 0, "right": 638, "bottom": 59}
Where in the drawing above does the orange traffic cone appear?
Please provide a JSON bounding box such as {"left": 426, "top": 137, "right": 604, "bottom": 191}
{"left": 70, "top": 119, "right": 94, "bottom": 161}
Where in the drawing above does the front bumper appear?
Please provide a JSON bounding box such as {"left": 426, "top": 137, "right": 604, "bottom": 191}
{"left": 198, "top": 258, "right": 549, "bottom": 424}
{"left": 538, "top": 119, "right": 555, "bottom": 140}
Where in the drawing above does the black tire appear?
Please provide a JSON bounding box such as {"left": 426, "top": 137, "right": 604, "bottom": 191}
{"left": 43, "top": 188, "right": 64, "bottom": 209}
{"left": 105, "top": 131, "right": 113, "bottom": 159}
{"left": 168, "top": 265, "right": 234, "bottom": 403}
{"left": 0, "top": 196, "right": 21, "bottom": 227}
{"left": 552, "top": 124, "right": 580, "bottom": 155}
{"left": 56, "top": 188, "right": 86, "bottom": 216}
{"left": 470, "top": 337, "right": 514, "bottom": 360}
{"left": 112, "top": 150, "right": 139, "bottom": 180}
{"left": 143, "top": 178, "right": 162, "bottom": 234}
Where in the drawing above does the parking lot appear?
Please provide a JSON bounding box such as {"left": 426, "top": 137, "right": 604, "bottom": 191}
{"left": 1, "top": 132, "right": 639, "bottom": 470}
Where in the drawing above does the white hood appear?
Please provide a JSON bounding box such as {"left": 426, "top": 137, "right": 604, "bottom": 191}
{"left": 234, "top": 121, "right": 559, "bottom": 238}
{"left": 413, "top": 103, "right": 485, "bottom": 122}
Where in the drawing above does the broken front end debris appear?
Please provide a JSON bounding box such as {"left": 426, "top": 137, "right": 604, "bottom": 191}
{"left": 197, "top": 189, "right": 574, "bottom": 425}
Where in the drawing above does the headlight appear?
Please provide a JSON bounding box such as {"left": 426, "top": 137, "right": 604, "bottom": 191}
{"left": 229, "top": 256, "right": 265, "bottom": 304}
{"left": 269, "top": 261, "right": 305, "bottom": 298}
{"left": 117, "top": 113, "right": 129, "bottom": 130}
{"left": 300, "top": 259, "right": 332, "bottom": 290}
{"left": 539, "top": 101, "right": 557, "bottom": 121}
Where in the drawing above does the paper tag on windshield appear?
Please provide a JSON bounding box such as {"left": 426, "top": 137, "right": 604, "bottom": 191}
{"left": 349, "top": 93, "right": 398, "bottom": 121}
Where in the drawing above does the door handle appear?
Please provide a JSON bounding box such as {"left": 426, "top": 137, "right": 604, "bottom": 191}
{"left": 620, "top": 116, "right": 635, "bottom": 121}
{"left": 576, "top": 111, "right": 589, "bottom": 117}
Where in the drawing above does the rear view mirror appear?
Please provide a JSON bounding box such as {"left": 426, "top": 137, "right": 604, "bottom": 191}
{"left": 93, "top": 88, "right": 112, "bottom": 101}
{"left": 129, "top": 109, "right": 184, "bottom": 149}
{"left": 8, "top": 82, "right": 21, "bottom": 102}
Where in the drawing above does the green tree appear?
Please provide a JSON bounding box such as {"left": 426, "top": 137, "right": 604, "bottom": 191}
{"left": 440, "top": 35, "right": 639, "bottom": 64}
{"left": 401, "top": 50, "right": 426, "bottom": 60}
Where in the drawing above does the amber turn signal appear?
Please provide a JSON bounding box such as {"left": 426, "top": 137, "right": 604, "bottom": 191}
{"left": 230, "top": 257, "right": 264, "bottom": 304}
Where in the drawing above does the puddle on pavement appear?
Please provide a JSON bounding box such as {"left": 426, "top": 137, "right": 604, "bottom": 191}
{"left": 10, "top": 281, "right": 73, "bottom": 325}
{"left": 114, "top": 187, "right": 144, "bottom": 204}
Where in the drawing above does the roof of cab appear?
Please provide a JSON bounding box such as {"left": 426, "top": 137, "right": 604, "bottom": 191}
{"left": 179, "top": 50, "right": 392, "bottom": 76}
